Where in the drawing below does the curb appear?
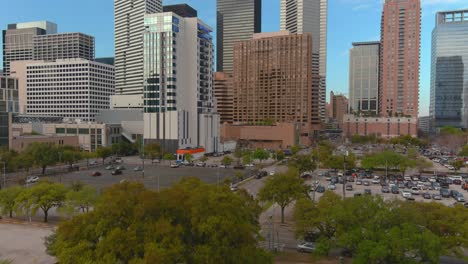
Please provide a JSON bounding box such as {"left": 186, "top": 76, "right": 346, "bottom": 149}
{"left": 0, "top": 219, "right": 55, "bottom": 229}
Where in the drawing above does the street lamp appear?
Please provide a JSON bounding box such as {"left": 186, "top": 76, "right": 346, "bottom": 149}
{"left": 342, "top": 151, "right": 349, "bottom": 199}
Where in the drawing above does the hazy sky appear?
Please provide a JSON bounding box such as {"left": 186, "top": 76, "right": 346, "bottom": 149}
{"left": 2, "top": 0, "right": 468, "bottom": 116}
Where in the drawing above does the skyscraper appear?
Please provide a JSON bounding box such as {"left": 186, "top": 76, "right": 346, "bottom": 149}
{"left": 349, "top": 42, "right": 380, "bottom": 115}
{"left": 114, "top": 0, "right": 162, "bottom": 95}
{"left": 33, "top": 33, "right": 95, "bottom": 61}
{"left": 216, "top": 0, "right": 261, "bottom": 73}
{"left": 2, "top": 21, "right": 57, "bottom": 75}
{"left": 430, "top": 10, "right": 468, "bottom": 128}
{"left": 280, "top": 0, "right": 328, "bottom": 123}
{"left": 380, "top": 0, "right": 420, "bottom": 117}
{"left": 232, "top": 31, "right": 315, "bottom": 145}
{"left": 142, "top": 9, "right": 219, "bottom": 154}
{"left": 214, "top": 72, "right": 233, "bottom": 124}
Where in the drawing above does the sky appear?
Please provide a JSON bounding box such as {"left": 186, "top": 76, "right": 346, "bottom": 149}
{"left": 2, "top": 0, "right": 468, "bottom": 116}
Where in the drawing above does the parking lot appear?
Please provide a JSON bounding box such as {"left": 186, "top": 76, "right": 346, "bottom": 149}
{"left": 306, "top": 172, "right": 467, "bottom": 206}
{"left": 42, "top": 160, "right": 252, "bottom": 191}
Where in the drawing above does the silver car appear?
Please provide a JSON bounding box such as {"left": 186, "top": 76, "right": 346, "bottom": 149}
{"left": 328, "top": 184, "right": 336, "bottom": 190}
{"left": 297, "top": 242, "right": 315, "bottom": 253}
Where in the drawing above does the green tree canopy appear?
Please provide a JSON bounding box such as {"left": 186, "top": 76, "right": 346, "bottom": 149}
{"left": 95, "top": 146, "right": 113, "bottom": 164}
{"left": 61, "top": 185, "right": 98, "bottom": 215}
{"left": 15, "top": 181, "right": 67, "bottom": 222}
{"left": 24, "top": 143, "right": 59, "bottom": 175}
{"left": 0, "top": 186, "right": 23, "bottom": 218}
{"left": 221, "top": 156, "right": 234, "bottom": 166}
{"left": 289, "top": 154, "right": 316, "bottom": 175}
{"left": 47, "top": 179, "right": 272, "bottom": 263}
{"left": 294, "top": 194, "right": 468, "bottom": 263}
{"left": 459, "top": 145, "right": 468, "bottom": 157}
{"left": 253, "top": 149, "right": 270, "bottom": 163}
{"left": 144, "top": 142, "right": 161, "bottom": 161}
{"left": 162, "top": 153, "right": 176, "bottom": 161}
{"left": 322, "top": 154, "right": 356, "bottom": 170}
{"left": 275, "top": 150, "right": 285, "bottom": 161}
{"left": 258, "top": 170, "right": 307, "bottom": 223}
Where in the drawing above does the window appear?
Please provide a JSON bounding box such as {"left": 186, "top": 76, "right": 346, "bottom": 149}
{"left": 56, "top": 128, "right": 65, "bottom": 134}
{"left": 79, "top": 128, "right": 89, "bottom": 134}
{"left": 66, "top": 128, "right": 77, "bottom": 134}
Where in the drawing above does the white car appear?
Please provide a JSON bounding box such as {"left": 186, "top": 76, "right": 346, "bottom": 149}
{"left": 245, "top": 164, "right": 254, "bottom": 168}
{"left": 219, "top": 164, "right": 227, "bottom": 168}
{"left": 404, "top": 176, "right": 411, "bottom": 181}
{"left": 89, "top": 160, "right": 97, "bottom": 166}
{"left": 269, "top": 171, "right": 275, "bottom": 176}
{"left": 449, "top": 176, "right": 462, "bottom": 181}
{"left": 297, "top": 242, "right": 315, "bottom": 253}
{"left": 26, "top": 176, "right": 39, "bottom": 184}
{"left": 230, "top": 184, "right": 238, "bottom": 192}
{"left": 372, "top": 178, "right": 380, "bottom": 184}
{"left": 411, "top": 187, "right": 420, "bottom": 195}
{"left": 328, "top": 184, "right": 336, "bottom": 190}
{"left": 401, "top": 190, "right": 412, "bottom": 199}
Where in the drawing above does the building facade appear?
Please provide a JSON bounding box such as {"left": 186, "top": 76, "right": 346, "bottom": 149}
{"left": 329, "top": 91, "right": 348, "bottom": 127}
{"left": 349, "top": 42, "right": 380, "bottom": 115}
{"left": 343, "top": 115, "right": 418, "bottom": 138}
{"left": 2, "top": 21, "right": 57, "bottom": 75}
{"left": 25, "top": 59, "right": 115, "bottom": 122}
{"left": 380, "top": 0, "right": 420, "bottom": 118}
{"left": 0, "top": 76, "right": 19, "bottom": 148}
{"left": 213, "top": 72, "right": 233, "bottom": 124}
{"left": 142, "top": 10, "right": 219, "bottom": 153}
{"left": 216, "top": 0, "right": 261, "bottom": 73}
{"left": 280, "top": 0, "right": 328, "bottom": 123}
{"left": 33, "top": 33, "right": 94, "bottom": 61}
{"left": 430, "top": 10, "right": 468, "bottom": 128}
{"left": 114, "top": 0, "right": 162, "bottom": 95}
{"left": 232, "top": 31, "right": 316, "bottom": 145}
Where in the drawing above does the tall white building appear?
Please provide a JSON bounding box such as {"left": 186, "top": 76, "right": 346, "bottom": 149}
{"left": 280, "top": 0, "right": 328, "bottom": 125}
{"left": 143, "top": 10, "right": 219, "bottom": 154}
{"left": 25, "top": 59, "right": 115, "bottom": 122}
{"left": 114, "top": 0, "right": 162, "bottom": 95}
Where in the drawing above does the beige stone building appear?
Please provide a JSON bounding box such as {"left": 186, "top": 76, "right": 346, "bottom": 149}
{"left": 10, "top": 135, "right": 79, "bottom": 152}
{"left": 213, "top": 72, "right": 233, "bottom": 124}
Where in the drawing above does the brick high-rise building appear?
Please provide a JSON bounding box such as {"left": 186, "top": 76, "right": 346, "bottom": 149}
{"left": 329, "top": 91, "right": 348, "bottom": 127}
{"left": 214, "top": 72, "right": 233, "bottom": 124}
{"left": 232, "top": 31, "right": 317, "bottom": 145}
{"left": 380, "top": 0, "right": 420, "bottom": 118}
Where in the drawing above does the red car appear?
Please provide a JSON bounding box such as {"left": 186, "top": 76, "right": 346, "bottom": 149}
{"left": 91, "top": 171, "right": 102, "bottom": 177}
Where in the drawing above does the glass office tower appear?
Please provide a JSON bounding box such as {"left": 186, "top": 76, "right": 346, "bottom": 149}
{"left": 430, "top": 10, "right": 468, "bottom": 128}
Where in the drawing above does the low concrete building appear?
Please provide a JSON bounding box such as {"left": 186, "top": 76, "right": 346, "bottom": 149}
{"left": 12, "top": 122, "right": 121, "bottom": 152}
{"left": 342, "top": 114, "right": 418, "bottom": 138}
{"left": 10, "top": 135, "right": 79, "bottom": 152}
{"left": 96, "top": 109, "right": 143, "bottom": 143}
{"left": 221, "top": 122, "right": 296, "bottom": 150}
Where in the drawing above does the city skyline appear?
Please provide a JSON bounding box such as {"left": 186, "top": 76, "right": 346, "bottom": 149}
{"left": 1, "top": 0, "right": 468, "bottom": 116}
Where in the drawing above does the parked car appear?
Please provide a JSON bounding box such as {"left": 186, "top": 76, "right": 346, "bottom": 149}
{"left": 316, "top": 186, "right": 326, "bottom": 193}
{"left": 440, "top": 188, "right": 450, "bottom": 198}
{"left": 411, "top": 187, "right": 420, "bottom": 195}
{"left": 363, "top": 181, "right": 370, "bottom": 186}
{"left": 453, "top": 179, "right": 462, "bottom": 185}
{"left": 245, "top": 164, "right": 254, "bottom": 168}
{"left": 111, "top": 169, "right": 122, "bottom": 175}
{"left": 423, "top": 192, "right": 431, "bottom": 199}
{"left": 364, "top": 189, "right": 372, "bottom": 195}
{"left": 115, "top": 165, "right": 125, "bottom": 170}
{"left": 297, "top": 242, "right": 315, "bottom": 253}
{"left": 328, "top": 184, "right": 336, "bottom": 190}
{"left": 356, "top": 179, "right": 362, "bottom": 185}
{"left": 401, "top": 190, "right": 412, "bottom": 199}
{"left": 230, "top": 184, "right": 238, "bottom": 192}
{"left": 398, "top": 182, "right": 405, "bottom": 189}
{"left": 432, "top": 194, "right": 442, "bottom": 200}
{"left": 89, "top": 161, "right": 97, "bottom": 166}
{"left": 391, "top": 186, "right": 399, "bottom": 194}
{"left": 372, "top": 178, "right": 380, "bottom": 184}
{"left": 345, "top": 184, "right": 353, "bottom": 191}
{"left": 26, "top": 176, "right": 39, "bottom": 184}
{"left": 233, "top": 165, "right": 245, "bottom": 170}
{"left": 255, "top": 171, "right": 268, "bottom": 179}
{"left": 170, "top": 163, "right": 180, "bottom": 168}
{"left": 454, "top": 194, "right": 465, "bottom": 202}
{"left": 196, "top": 162, "right": 206, "bottom": 167}
{"left": 133, "top": 166, "right": 143, "bottom": 172}
{"left": 105, "top": 165, "right": 115, "bottom": 170}
{"left": 91, "top": 171, "right": 101, "bottom": 177}
{"left": 381, "top": 186, "right": 390, "bottom": 193}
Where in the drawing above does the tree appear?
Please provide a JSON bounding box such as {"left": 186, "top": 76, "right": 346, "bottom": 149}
{"left": 459, "top": 145, "right": 468, "bottom": 157}
{"left": 291, "top": 145, "right": 301, "bottom": 155}
{"left": 294, "top": 194, "right": 468, "bottom": 263}
{"left": 253, "top": 149, "right": 270, "bottom": 163}
{"left": 434, "top": 126, "right": 466, "bottom": 154}
{"left": 0, "top": 186, "right": 23, "bottom": 218}
{"left": 185, "top": 153, "right": 193, "bottom": 163}
{"left": 323, "top": 154, "right": 356, "bottom": 171}
{"left": 144, "top": 142, "right": 161, "bottom": 162}
{"left": 242, "top": 154, "right": 252, "bottom": 165}
{"left": 451, "top": 160, "right": 464, "bottom": 172}
{"left": 24, "top": 143, "right": 58, "bottom": 175}
{"left": 275, "top": 150, "right": 285, "bottom": 161}
{"left": 289, "top": 154, "right": 316, "bottom": 175}
{"left": 11, "top": 152, "right": 34, "bottom": 176}
{"left": 61, "top": 185, "right": 98, "bottom": 215}
{"left": 163, "top": 153, "right": 176, "bottom": 161}
{"left": 221, "top": 156, "right": 234, "bottom": 166}
{"left": 47, "top": 179, "right": 272, "bottom": 263}
{"left": 61, "top": 149, "right": 82, "bottom": 168}
{"left": 95, "top": 146, "right": 113, "bottom": 165}
{"left": 258, "top": 170, "right": 306, "bottom": 223}
{"left": 15, "top": 182, "right": 67, "bottom": 222}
